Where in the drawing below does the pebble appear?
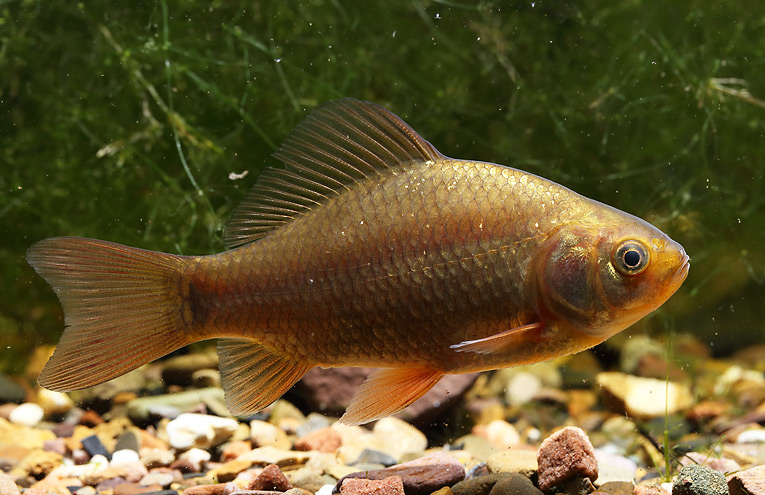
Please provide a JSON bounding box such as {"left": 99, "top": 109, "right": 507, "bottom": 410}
{"left": 452, "top": 472, "right": 542, "bottom": 495}
{"left": 36, "top": 388, "right": 75, "bottom": 416}
{"left": 111, "top": 449, "right": 141, "bottom": 465}
{"left": 371, "top": 417, "right": 428, "bottom": 461}
{"left": 250, "top": 420, "right": 292, "bottom": 450}
{"left": 8, "top": 402, "right": 45, "bottom": 427}
{"left": 593, "top": 451, "right": 636, "bottom": 485}
{"left": 127, "top": 388, "right": 229, "bottom": 423}
{"left": 179, "top": 448, "right": 212, "bottom": 471}
{"left": 165, "top": 413, "right": 239, "bottom": 450}
{"left": 486, "top": 449, "right": 538, "bottom": 477}
{"left": 161, "top": 352, "right": 219, "bottom": 386}
{"left": 352, "top": 449, "right": 397, "bottom": 467}
{"left": 247, "top": 464, "right": 292, "bottom": 491}
{"left": 596, "top": 372, "right": 693, "bottom": 419}
{"left": 340, "top": 476, "right": 406, "bottom": 495}
{"left": 115, "top": 429, "right": 142, "bottom": 452}
{"left": 81, "top": 434, "right": 111, "bottom": 460}
{"left": 536, "top": 426, "right": 598, "bottom": 492}
{"left": 338, "top": 452, "right": 465, "bottom": 495}
{"left": 474, "top": 419, "right": 521, "bottom": 450}
{"left": 728, "top": 465, "right": 765, "bottom": 495}
{"left": 221, "top": 440, "right": 253, "bottom": 461}
{"left": 672, "top": 465, "right": 728, "bottom": 495}
{"left": 139, "top": 471, "right": 176, "bottom": 487}
{"left": 294, "top": 426, "right": 342, "bottom": 453}
{"left": 0, "top": 471, "right": 21, "bottom": 495}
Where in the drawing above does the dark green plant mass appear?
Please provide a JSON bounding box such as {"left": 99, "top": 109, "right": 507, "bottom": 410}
{"left": 2, "top": 1, "right": 764, "bottom": 372}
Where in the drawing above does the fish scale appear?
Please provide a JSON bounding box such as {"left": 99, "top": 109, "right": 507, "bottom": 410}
{"left": 26, "top": 98, "right": 689, "bottom": 425}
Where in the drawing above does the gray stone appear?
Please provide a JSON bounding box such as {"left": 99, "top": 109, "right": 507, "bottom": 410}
{"left": 0, "top": 374, "right": 26, "bottom": 403}
{"left": 126, "top": 388, "right": 229, "bottom": 423}
{"left": 672, "top": 465, "right": 728, "bottom": 495}
{"left": 352, "top": 449, "right": 397, "bottom": 467}
{"left": 452, "top": 473, "right": 542, "bottom": 495}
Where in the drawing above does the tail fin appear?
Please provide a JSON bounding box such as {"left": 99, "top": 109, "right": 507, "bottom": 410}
{"left": 26, "top": 237, "right": 194, "bottom": 391}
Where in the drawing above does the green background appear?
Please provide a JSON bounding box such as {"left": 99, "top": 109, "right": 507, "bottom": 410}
{"left": 2, "top": 1, "right": 764, "bottom": 373}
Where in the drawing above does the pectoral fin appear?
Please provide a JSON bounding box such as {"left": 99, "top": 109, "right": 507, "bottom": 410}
{"left": 450, "top": 322, "right": 543, "bottom": 355}
{"left": 217, "top": 339, "right": 310, "bottom": 416}
{"left": 340, "top": 367, "right": 443, "bottom": 426}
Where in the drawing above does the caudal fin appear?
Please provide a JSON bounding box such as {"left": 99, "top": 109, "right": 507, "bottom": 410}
{"left": 26, "top": 237, "right": 193, "bottom": 391}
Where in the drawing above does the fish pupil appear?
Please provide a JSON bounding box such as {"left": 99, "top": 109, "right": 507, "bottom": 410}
{"left": 623, "top": 249, "right": 641, "bottom": 267}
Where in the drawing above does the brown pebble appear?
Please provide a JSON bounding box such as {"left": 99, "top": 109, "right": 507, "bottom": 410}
{"left": 113, "top": 482, "right": 163, "bottom": 495}
{"left": 221, "top": 440, "right": 253, "bottom": 461}
{"left": 728, "top": 465, "right": 765, "bottom": 495}
{"left": 633, "top": 486, "right": 669, "bottom": 495}
{"left": 536, "top": 426, "right": 598, "bottom": 492}
{"left": 294, "top": 427, "right": 342, "bottom": 453}
{"left": 183, "top": 483, "right": 231, "bottom": 495}
{"left": 79, "top": 410, "right": 105, "bottom": 427}
{"left": 247, "top": 464, "right": 293, "bottom": 492}
{"left": 341, "top": 476, "right": 405, "bottom": 495}
{"left": 210, "top": 458, "right": 254, "bottom": 483}
{"left": 170, "top": 458, "right": 199, "bottom": 473}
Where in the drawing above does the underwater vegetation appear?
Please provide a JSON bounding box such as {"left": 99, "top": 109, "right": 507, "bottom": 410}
{"left": 3, "top": 0, "right": 765, "bottom": 373}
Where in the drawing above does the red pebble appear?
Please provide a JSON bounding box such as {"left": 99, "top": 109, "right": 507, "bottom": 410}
{"left": 536, "top": 426, "right": 598, "bottom": 492}
{"left": 247, "top": 464, "right": 293, "bottom": 492}
{"left": 340, "top": 476, "right": 405, "bottom": 495}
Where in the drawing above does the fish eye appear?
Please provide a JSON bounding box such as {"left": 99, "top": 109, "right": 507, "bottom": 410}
{"left": 614, "top": 241, "right": 650, "bottom": 276}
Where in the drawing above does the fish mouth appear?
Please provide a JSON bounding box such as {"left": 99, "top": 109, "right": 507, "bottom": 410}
{"left": 669, "top": 254, "right": 690, "bottom": 289}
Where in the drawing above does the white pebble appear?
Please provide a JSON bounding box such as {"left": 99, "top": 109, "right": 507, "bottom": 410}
{"left": 316, "top": 484, "right": 336, "bottom": 495}
{"left": 736, "top": 429, "right": 765, "bottom": 444}
{"left": 165, "top": 413, "right": 239, "bottom": 450}
{"left": 111, "top": 449, "right": 140, "bottom": 465}
{"left": 9, "top": 402, "right": 45, "bottom": 427}
{"left": 179, "top": 448, "right": 211, "bottom": 471}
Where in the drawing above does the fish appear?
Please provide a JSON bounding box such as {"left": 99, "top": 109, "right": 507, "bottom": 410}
{"left": 26, "top": 98, "right": 690, "bottom": 425}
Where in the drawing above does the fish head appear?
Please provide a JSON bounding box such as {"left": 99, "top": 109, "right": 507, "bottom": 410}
{"left": 537, "top": 207, "right": 689, "bottom": 340}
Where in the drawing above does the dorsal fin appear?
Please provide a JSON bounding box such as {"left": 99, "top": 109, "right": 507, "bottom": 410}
{"left": 223, "top": 98, "right": 445, "bottom": 249}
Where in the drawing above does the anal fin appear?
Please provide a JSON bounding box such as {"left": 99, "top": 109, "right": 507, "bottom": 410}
{"left": 340, "top": 367, "right": 443, "bottom": 426}
{"left": 450, "top": 322, "right": 543, "bottom": 355}
{"left": 217, "top": 339, "right": 310, "bottom": 416}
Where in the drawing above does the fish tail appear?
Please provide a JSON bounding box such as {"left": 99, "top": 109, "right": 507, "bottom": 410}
{"left": 26, "top": 236, "right": 194, "bottom": 391}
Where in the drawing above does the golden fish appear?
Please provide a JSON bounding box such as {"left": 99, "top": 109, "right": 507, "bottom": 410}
{"left": 26, "top": 99, "right": 689, "bottom": 425}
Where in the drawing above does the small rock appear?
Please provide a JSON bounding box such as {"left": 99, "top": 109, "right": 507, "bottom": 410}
{"left": 486, "top": 449, "right": 537, "bottom": 476}
{"left": 728, "top": 465, "right": 765, "bottom": 495}
{"left": 36, "top": 388, "right": 75, "bottom": 416}
{"left": 286, "top": 467, "right": 328, "bottom": 493}
{"left": 209, "top": 459, "right": 254, "bottom": 483}
{"left": 139, "top": 470, "right": 176, "bottom": 487}
{"left": 294, "top": 427, "right": 342, "bottom": 453}
{"left": 161, "top": 352, "right": 218, "bottom": 386}
{"left": 672, "top": 465, "right": 728, "bottom": 495}
{"left": 351, "top": 449, "right": 397, "bottom": 467}
{"left": 127, "top": 388, "right": 229, "bottom": 423}
{"left": 115, "top": 429, "right": 142, "bottom": 453}
{"left": 11, "top": 449, "right": 63, "bottom": 478}
{"left": 593, "top": 451, "right": 636, "bottom": 485}
{"left": 679, "top": 453, "right": 740, "bottom": 475}
{"left": 179, "top": 448, "right": 212, "bottom": 472}
{"left": 338, "top": 451, "right": 465, "bottom": 495}
{"left": 140, "top": 448, "right": 176, "bottom": 468}
{"left": 506, "top": 372, "right": 543, "bottom": 405}
{"left": 298, "top": 367, "right": 373, "bottom": 413}
{"left": 371, "top": 417, "right": 427, "bottom": 461}
{"left": 596, "top": 372, "right": 693, "bottom": 419}
{"left": 111, "top": 449, "right": 141, "bottom": 465}
{"left": 248, "top": 464, "right": 293, "bottom": 491}
{"left": 166, "top": 413, "right": 239, "bottom": 450}
{"left": 634, "top": 486, "right": 670, "bottom": 495}
{"left": 537, "top": 426, "right": 598, "bottom": 492}
{"left": 0, "top": 471, "right": 20, "bottom": 495}
{"left": 453, "top": 434, "right": 498, "bottom": 462}
{"left": 113, "top": 481, "right": 163, "bottom": 495}
{"left": 42, "top": 438, "right": 67, "bottom": 456}
{"left": 8, "top": 403, "right": 45, "bottom": 427}
{"left": 474, "top": 420, "right": 521, "bottom": 450}
{"left": 237, "top": 446, "right": 317, "bottom": 467}
{"left": 81, "top": 435, "right": 111, "bottom": 460}
{"left": 250, "top": 420, "right": 292, "bottom": 450}
{"left": 192, "top": 369, "right": 222, "bottom": 388}
{"left": 0, "top": 374, "right": 26, "bottom": 404}
{"left": 340, "top": 476, "right": 405, "bottom": 495}
{"left": 598, "top": 481, "right": 635, "bottom": 495}
{"left": 452, "top": 472, "right": 542, "bottom": 495}
{"left": 221, "top": 440, "right": 253, "bottom": 461}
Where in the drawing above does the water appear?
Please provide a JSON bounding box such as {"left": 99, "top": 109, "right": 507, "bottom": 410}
{"left": 3, "top": 1, "right": 765, "bottom": 372}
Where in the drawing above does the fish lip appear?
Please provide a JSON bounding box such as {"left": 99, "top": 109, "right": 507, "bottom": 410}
{"left": 669, "top": 254, "right": 690, "bottom": 288}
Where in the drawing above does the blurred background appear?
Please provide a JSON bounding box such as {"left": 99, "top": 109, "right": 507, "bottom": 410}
{"left": 2, "top": 1, "right": 764, "bottom": 374}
